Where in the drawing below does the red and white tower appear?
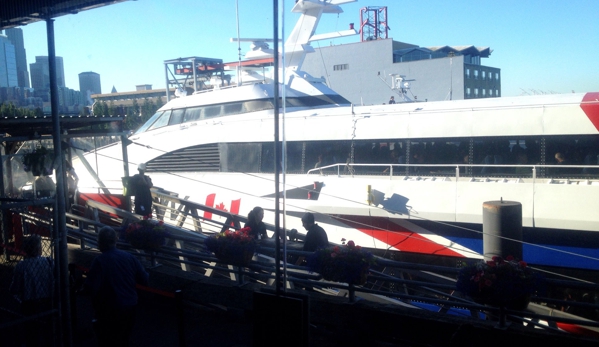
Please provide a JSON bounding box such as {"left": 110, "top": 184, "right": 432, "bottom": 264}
{"left": 360, "top": 6, "right": 389, "bottom": 42}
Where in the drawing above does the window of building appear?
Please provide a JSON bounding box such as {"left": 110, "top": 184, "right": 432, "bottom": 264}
{"left": 474, "top": 70, "right": 479, "bottom": 80}
{"left": 482, "top": 71, "right": 486, "bottom": 80}
{"left": 333, "top": 64, "right": 349, "bottom": 71}
{"left": 474, "top": 88, "right": 479, "bottom": 97}
{"left": 495, "top": 72, "right": 499, "bottom": 80}
{"left": 466, "top": 69, "right": 470, "bottom": 79}
{"left": 466, "top": 87, "right": 471, "bottom": 96}
{"left": 482, "top": 89, "right": 486, "bottom": 97}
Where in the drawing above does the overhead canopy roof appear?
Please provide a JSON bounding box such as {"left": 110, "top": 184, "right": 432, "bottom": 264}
{"left": 0, "top": 114, "right": 125, "bottom": 141}
{"left": 1, "top": 0, "right": 129, "bottom": 30}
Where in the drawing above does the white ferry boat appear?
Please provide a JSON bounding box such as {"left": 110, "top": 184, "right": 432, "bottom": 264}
{"left": 72, "top": 0, "right": 599, "bottom": 271}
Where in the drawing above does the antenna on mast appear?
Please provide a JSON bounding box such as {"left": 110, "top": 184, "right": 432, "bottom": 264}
{"left": 235, "top": 0, "right": 242, "bottom": 86}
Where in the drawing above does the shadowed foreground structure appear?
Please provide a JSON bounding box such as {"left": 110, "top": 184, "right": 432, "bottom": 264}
{"left": 63, "top": 245, "right": 597, "bottom": 347}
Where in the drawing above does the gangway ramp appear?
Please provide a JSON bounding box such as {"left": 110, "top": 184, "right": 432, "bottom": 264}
{"left": 62, "top": 190, "right": 599, "bottom": 340}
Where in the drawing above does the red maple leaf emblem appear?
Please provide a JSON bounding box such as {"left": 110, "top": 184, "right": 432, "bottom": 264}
{"left": 215, "top": 202, "right": 228, "bottom": 212}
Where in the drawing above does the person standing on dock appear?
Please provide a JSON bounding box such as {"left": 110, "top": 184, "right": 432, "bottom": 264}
{"left": 86, "top": 226, "right": 150, "bottom": 347}
{"left": 301, "top": 212, "right": 329, "bottom": 252}
{"left": 131, "top": 163, "right": 153, "bottom": 218}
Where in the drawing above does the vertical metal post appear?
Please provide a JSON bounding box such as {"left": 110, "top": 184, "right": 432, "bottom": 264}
{"left": 0, "top": 149, "right": 6, "bottom": 261}
{"left": 192, "top": 58, "right": 198, "bottom": 92}
{"left": 121, "top": 129, "right": 130, "bottom": 211}
{"left": 46, "top": 18, "right": 72, "bottom": 347}
{"left": 165, "top": 63, "right": 171, "bottom": 102}
{"left": 272, "top": 0, "right": 282, "bottom": 296}
{"left": 175, "top": 290, "right": 186, "bottom": 347}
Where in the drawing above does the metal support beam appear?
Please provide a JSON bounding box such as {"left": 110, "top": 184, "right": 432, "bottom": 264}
{"left": 46, "top": 18, "right": 72, "bottom": 347}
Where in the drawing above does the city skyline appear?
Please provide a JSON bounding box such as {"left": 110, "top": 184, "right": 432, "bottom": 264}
{"left": 10, "top": 0, "right": 599, "bottom": 97}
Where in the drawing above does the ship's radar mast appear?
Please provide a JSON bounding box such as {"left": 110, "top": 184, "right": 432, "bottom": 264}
{"left": 390, "top": 74, "right": 415, "bottom": 102}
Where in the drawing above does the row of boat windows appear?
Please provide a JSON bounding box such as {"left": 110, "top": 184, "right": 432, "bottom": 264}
{"left": 135, "top": 95, "right": 350, "bottom": 134}
{"left": 145, "top": 135, "right": 599, "bottom": 177}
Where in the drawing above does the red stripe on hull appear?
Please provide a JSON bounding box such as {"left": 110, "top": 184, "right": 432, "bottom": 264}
{"left": 358, "top": 228, "right": 464, "bottom": 257}
{"left": 581, "top": 92, "right": 599, "bottom": 131}
{"left": 336, "top": 215, "right": 464, "bottom": 257}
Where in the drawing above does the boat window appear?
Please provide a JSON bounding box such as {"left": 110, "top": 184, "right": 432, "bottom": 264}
{"left": 183, "top": 107, "right": 203, "bottom": 122}
{"left": 135, "top": 110, "right": 165, "bottom": 134}
{"left": 147, "top": 110, "right": 172, "bottom": 131}
{"left": 223, "top": 103, "right": 244, "bottom": 116}
{"left": 220, "top": 143, "right": 261, "bottom": 173}
{"left": 260, "top": 142, "right": 278, "bottom": 173}
{"left": 286, "top": 95, "right": 350, "bottom": 108}
{"left": 169, "top": 109, "right": 185, "bottom": 126}
{"left": 285, "top": 142, "right": 304, "bottom": 173}
{"left": 245, "top": 100, "right": 274, "bottom": 112}
{"left": 304, "top": 140, "right": 352, "bottom": 173}
{"left": 204, "top": 106, "right": 221, "bottom": 119}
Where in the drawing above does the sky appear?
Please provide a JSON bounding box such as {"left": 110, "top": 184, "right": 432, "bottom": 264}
{"left": 17, "top": 0, "right": 599, "bottom": 97}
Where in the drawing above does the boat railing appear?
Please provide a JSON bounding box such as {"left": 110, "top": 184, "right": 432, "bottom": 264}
{"left": 307, "top": 162, "right": 599, "bottom": 181}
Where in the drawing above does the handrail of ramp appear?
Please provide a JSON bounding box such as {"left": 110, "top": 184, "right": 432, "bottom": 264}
{"left": 62, "top": 192, "right": 599, "bottom": 337}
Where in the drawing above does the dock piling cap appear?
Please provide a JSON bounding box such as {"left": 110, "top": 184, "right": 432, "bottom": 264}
{"left": 483, "top": 200, "right": 522, "bottom": 211}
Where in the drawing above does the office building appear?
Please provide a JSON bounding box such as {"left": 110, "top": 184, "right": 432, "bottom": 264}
{"left": 30, "top": 55, "right": 65, "bottom": 91}
{"left": 302, "top": 39, "right": 500, "bottom": 105}
{"left": 79, "top": 71, "right": 101, "bottom": 105}
{"left": 4, "top": 28, "right": 30, "bottom": 88}
{"left": 0, "top": 34, "right": 18, "bottom": 88}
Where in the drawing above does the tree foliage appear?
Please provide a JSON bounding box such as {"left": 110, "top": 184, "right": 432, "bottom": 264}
{"left": 0, "top": 102, "right": 43, "bottom": 118}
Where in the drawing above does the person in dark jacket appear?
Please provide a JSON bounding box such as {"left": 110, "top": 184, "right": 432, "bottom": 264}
{"left": 301, "top": 212, "right": 329, "bottom": 252}
{"left": 132, "top": 163, "right": 153, "bottom": 217}
{"left": 244, "top": 206, "right": 268, "bottom": 240}
{"left": 86, "top": 226, "right": 149, "bottom": 347}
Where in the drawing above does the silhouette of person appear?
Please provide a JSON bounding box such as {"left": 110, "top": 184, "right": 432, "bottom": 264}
{"left": 301, "top": 212, "right": 329, "bottom": 252}
{"left": 555, "top": 152, "right": 567, "bottom": 165}
{"left": 10, "top": 234, "right": 54, "bottom": 309}
{"left": 86, "top": 226, "right": 149, "bottom": 347}
{"left": 515, "top": 152, "right": 530, "bottom": 175}
{"left": 314, "top": 154, "right": 324, "bottom": 169}
{"left": 66, "top": 160, "right": 79, "bottom": 208}
{"left": 553, "top": 152, "right": 574, "bottom": 175}
{"left": 388, "top": 96, "right": 396, "bottom": 104}
{"left": 132, "top": 163, "right": 153, "bottom": 217}
{"left": 244, "top": 206, "right": 268, "bottom": 240}
{"left": 10, "top": 234, "right": 54, "bottom": 347}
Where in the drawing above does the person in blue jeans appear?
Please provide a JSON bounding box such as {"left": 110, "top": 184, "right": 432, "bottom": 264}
{"left": 86, "top": 226, "right": 149, "bottom": 346}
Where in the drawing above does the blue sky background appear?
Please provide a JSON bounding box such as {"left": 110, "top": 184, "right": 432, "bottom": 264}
{"left": 18, "top": 0, "right": 599, "bottom": 97}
